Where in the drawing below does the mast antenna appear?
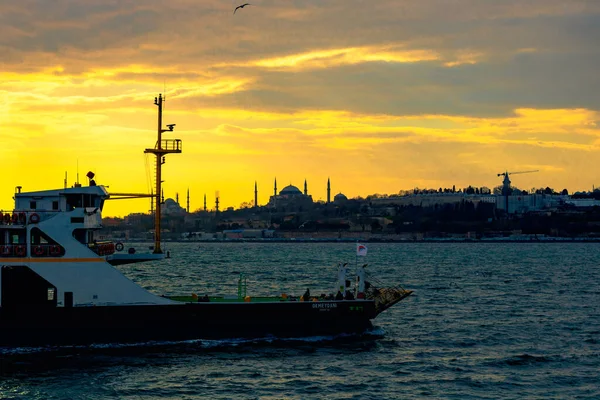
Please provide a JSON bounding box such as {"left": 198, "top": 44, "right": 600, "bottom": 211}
{"left": 144, "top": 93, "right": 182, "bottom": 254}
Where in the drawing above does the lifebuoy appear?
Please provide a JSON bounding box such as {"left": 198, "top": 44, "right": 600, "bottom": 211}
{"left": 1, "top": 245, "right": 11, "bottom": 256}
{"left": 0, "top": 212, "right": 3, "bottom": 224}
{"left": 115, "top": 242, "right": 124, "bottom": 252}
{"left": 29, "top": 213, "right": 40, "bottom": 224}
{"left": 49, "top": 245, "right": 61, "bottom": 256}
{"left": 33, "top": 245, "right": 44, "bottom": 256}
{"left": 12, "top": 213, "right": 18, "bottom": 224}
{"left": 3, "top": 214, "right": 10, "bottom": 224}
{"left": 14, "top": 245, "right": 26, "bottom": 257}
{"left": 18, "top": 212, "right": 26, "bottom": 224}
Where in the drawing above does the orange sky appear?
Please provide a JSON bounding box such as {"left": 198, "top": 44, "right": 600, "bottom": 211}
{"left": 1, "top": 0, "right": 599, "bottom": 217}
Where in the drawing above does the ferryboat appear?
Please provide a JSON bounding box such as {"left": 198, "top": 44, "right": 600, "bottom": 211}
{"left": 0, "top": 95, "right": 412, "bottom": 347}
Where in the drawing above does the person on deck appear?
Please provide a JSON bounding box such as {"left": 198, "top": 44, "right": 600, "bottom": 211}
{"left": 302, "top": 288, "right": 311, "bottom": 301}
{"left": 356, "top": 263, "right": 367, "bottom": 299}
{"left": 337, "top": 262, "right": 349, "bottom": 298}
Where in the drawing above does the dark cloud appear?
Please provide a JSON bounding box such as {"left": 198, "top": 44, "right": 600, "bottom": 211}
{"left": 2, "top": 1, "right": 598, "bottom": 63}
{"left": 181, "top": 46, "right": 600, "bottom": 118}
{"left": 2, "top": 0, "right": 599, "bottom": 117}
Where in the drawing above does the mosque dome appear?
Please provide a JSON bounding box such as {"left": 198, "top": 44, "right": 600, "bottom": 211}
{"left": 280, "top": 185, "right": 303, "bottom": 196}
{"left": 162, "top": 198, "right": 185, "bottom": 214}
{"left": 334, "top": 193, "right": 348, "bottom": 203}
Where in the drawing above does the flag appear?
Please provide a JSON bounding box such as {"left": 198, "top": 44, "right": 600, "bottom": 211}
{"left": 357, "top": 243, "right": 367, "bottom": 256}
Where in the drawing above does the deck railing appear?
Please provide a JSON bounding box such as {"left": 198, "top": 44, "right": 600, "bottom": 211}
{"left": 88, "top": 241, "right": 115, "bottom": 256}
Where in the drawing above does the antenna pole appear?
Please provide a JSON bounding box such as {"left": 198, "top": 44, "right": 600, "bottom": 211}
{"left": 155, "top": 94, "right": 163, "bottom": 252}
{"left": 145, "top": 94, "right": 182, "bottom": 254}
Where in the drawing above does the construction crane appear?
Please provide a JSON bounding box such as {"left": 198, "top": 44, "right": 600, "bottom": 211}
{"left": 497, "top": 170, "right": 539, "bottom": 177}
{"left": 497, "top": 170, "right": 539, "bottom": 192}
{"left": 496, "top": 170, "right": 539, "bottom": 215}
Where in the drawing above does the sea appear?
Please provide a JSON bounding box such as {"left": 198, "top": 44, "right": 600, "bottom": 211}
{"left": 0, "top": 242, "right": 599, "bottom": 399}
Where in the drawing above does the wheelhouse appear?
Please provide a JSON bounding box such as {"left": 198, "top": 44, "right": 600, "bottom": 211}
{"left": 0, "top": 184, "right": 113, "bottom": 258}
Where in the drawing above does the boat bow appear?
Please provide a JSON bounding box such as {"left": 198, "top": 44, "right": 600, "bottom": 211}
{"left": 367, "top": 285, "right": 413, "bottom": 316}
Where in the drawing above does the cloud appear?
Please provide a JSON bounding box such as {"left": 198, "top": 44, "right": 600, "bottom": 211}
{"left": 2, "top": 0, "right": 600, "bottom": 214}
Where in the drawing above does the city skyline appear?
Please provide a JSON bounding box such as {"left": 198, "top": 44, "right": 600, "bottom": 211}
{"left": 141, "top": 175, "right": 593, "bottom": 217}
{"left": 1, "top": 1, "right": 599, "bottom": 217}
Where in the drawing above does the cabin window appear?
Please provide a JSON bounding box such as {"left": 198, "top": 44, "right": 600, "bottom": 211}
{"left": 83, "top": 194, "right": 95, "bottom": 208}
{"left": 30, "top": 201, "right": 37, "bottom": 209}
{"left": 30, "top": 228, "right": 57, "bottom": 245}
{"left": 29, "top": 227, "right": 65, "bottom": 257}
{"left": 47, "top": 288, "right": 55, "bottom": 301}
{"left": 52, "top": 201, "right": 59, "bottom": 210}
{"left": 71, "top": 217, "right": 84, "bottom": 223}
{"left": 11, "top": 230, "right": 26, "bottom": 244}
{"left": 0, "top": 229, "right": 26, "bottom": 257}
{"left": 66, "top": 194, "right": 82, "bottom": 210}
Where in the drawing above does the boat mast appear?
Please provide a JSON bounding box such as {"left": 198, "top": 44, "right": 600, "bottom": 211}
{"left": 144, "top": 94, "right": 182, "bottom": 254}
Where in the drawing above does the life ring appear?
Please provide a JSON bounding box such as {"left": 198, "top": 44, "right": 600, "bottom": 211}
{"left": 49, "top": 245, "right": 61, "bottom": 256}
{"left": 14, "top": 245, "right": 26, "bottom": 257}
{"left": 18, "top": 212, "right": 26, "bottom": 224}
{"left": 33, "top": 245, "right": 44, "bottom": 256}
{"left": 0, "top": 212, "right": 3, "bottom": 224}
{"left": 3, "top": 214, "right": 10, "bottom": 224}
{"left": 115, "top": 242, "right": 124, "bottom": 252}
{"left": 29, "top": 213, "right": 40, "bottom": 224}
{"left": 12, "top": 213, "right": 19, "bottom": 224}
{"left": 1, "top": 245, "right": 11, "bottom": 256}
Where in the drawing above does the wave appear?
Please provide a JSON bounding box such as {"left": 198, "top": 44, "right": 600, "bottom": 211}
{"left": 0, "top": 327, "right": 386, "bottom": 358}
{"left": 491, "top": 353, "right": 554, "bottom": 367}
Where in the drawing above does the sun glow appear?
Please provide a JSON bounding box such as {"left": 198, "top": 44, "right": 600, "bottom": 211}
{"left": 1, "top": 1, "right": 598, "bottom": 215}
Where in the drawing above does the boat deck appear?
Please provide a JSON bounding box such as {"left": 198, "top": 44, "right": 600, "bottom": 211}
{"left": 167, "top": 295, "right": 334, "bottom": 303}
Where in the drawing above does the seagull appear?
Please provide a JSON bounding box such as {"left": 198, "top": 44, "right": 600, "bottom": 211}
{"left": 234, "top": 3, "right": 250, "bottom": 14}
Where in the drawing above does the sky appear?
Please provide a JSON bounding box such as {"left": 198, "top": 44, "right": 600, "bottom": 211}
{"left": 1, "top": 0, "right": 599, "bottom": 217}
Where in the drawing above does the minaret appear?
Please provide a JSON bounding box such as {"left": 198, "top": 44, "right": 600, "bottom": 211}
{"left": 176, "top": 192, "right": 179, "bottom": 205}
{"left": 274, "top": 178, "right": 277, "bottom": 196}
{"left": 186, "top": 188, "right": 190, "bottom": 213}
{"left": 203, "top": 193, "right": 207, "bottom": 212}
{"left": 215, "top": 191, "right": 220, "bottom": 213}
{"left": 304, "top": 179, "right": 308, "bottom": 195}
{"left": 327, "top": 178, "right": 331, "bottom": 204}
{"left": 254, "top": 181, "right": 258, "bottom": 208}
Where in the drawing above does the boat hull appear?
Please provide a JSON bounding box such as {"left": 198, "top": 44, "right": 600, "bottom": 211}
{"left": 0, "top": 300, "right": 377, "bottom": 347}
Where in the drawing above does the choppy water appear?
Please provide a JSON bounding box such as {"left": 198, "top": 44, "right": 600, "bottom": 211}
{"left": 1, "top": 242, "right": 599, "bottom": 399}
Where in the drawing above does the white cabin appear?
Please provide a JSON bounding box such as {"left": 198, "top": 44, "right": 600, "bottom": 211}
{"left": 0, "top": 184, "right": 174, "bottom": 309}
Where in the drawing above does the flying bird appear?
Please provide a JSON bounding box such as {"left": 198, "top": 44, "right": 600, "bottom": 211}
{"left": 234, "top": 3, "right": 251, "bottom": 14}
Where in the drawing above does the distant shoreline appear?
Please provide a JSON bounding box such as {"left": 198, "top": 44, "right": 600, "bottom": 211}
{"left": 121, "top": 238, "right": 600, "bottom": 244}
